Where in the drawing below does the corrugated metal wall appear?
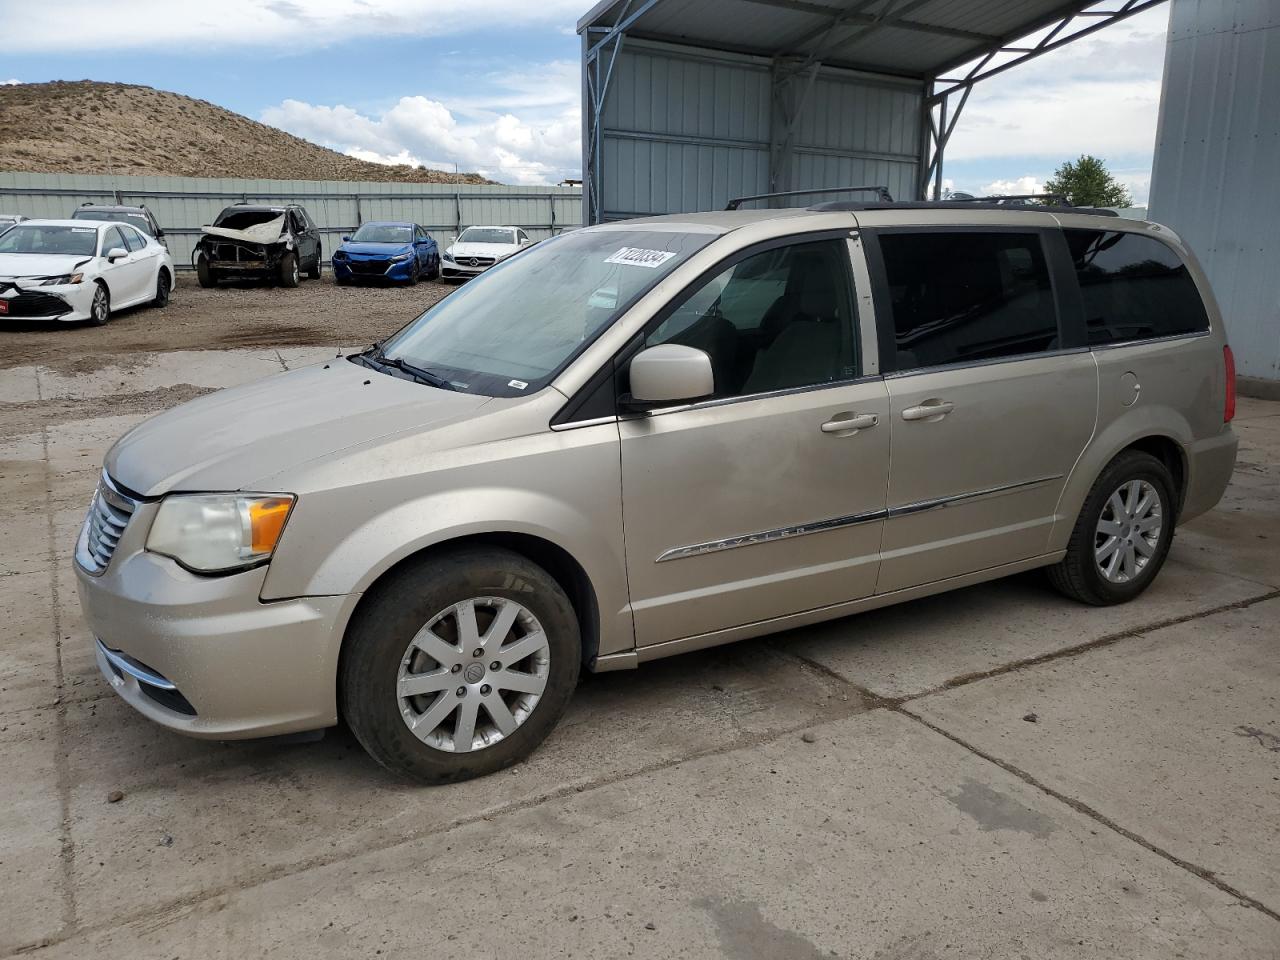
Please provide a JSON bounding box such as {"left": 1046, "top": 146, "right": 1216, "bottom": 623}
{"left": 596, "top": 39, "right": 922, "bottom": 220}
{"left": 1149, "top": 0, "right": 1280, "bottom": 386}
{"left": 0, "top": 172, "right": 582, "bottom": 271}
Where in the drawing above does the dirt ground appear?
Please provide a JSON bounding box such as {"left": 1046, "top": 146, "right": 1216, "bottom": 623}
{"left": 0, "top": 273, "right": 451, "bottom": 370}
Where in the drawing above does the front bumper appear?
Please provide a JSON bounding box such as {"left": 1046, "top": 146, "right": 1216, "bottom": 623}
{"left": 0, "top": 282, "right": 94, "bottom": 321}
{"left": 333, "top": 256, "right": 414, "bottom": 281}
{"left": 74, "top": 499, "right": 355, "bottom": 739}
{"left": 441, "top": 259, "right": 491, "bottom": 278}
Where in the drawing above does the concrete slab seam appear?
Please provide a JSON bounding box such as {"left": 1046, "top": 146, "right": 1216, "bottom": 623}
{"left": 1, "top": 695, "right": 871, "bottom": 956}
{"left": 900, "top": 587, "right": 1280, "bottom": 704}
{"left": 41, "top": 424, "right": 79, "bottom": 935}
{"left": 898, "top": 705, "right": 1280, "bottom": 925}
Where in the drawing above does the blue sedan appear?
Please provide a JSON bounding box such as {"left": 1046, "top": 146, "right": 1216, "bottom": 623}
{"left": 332, "top": 221, "right": 440, "bottom": 285}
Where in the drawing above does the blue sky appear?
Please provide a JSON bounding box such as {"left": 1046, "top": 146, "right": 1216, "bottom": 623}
{"left": 0, "top": 1, "right": 1169, "bottom": 198}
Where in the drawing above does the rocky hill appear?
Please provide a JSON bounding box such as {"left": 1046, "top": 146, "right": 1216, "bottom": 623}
{"left": 0, "top": 80, "right": 493, "bottom": 184}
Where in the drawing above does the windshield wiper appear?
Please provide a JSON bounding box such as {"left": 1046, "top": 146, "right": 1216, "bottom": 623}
{"left": 364, "top": 349, "right": 457, "bottom": 391}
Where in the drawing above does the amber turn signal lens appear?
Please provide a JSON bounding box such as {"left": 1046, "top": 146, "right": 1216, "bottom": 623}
{"left": 249, "top": 497, "right": 294, "bottom": 554}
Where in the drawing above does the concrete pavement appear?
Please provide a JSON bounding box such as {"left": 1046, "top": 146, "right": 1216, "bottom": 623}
{"left": 1, "top": 351, "right": 1277, "bottom": 958}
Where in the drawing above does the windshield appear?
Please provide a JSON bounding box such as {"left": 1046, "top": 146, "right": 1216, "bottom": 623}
{"left": 352, "top": 224, "right": 413, "bottom": 244}
{"left": 214, "top": 209, "right": 284, "bottom": 230}
{"left": 378, "top": 228, "right": 717, "bottom": 397}
{"left": 0, "top": 224, "right": 98, "bottom": 256}
{"left": 459, "top": 227, "right": 516, "bottom": 245}
{"left": 73, "top": 210, "right": 154, "bottom": 234}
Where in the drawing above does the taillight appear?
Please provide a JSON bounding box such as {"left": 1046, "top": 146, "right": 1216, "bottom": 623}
{"left": 1224, "top": 345, "right": 1236, "bottom": 423}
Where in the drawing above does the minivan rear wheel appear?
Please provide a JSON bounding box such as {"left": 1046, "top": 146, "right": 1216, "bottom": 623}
{"left": 1048, "top": 450, "right": 1176, "bottom": 605}
{"left": 341, "top": 546, "right": 581, "bottom": 783}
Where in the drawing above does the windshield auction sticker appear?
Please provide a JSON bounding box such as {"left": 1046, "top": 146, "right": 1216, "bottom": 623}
{"left": 604, "top": 247, "right": 677, "bottom": 269}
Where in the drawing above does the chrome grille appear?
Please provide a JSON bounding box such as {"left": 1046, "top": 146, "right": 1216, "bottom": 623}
{"left": 76, "top": 473, "right": 137, "bottom": 574}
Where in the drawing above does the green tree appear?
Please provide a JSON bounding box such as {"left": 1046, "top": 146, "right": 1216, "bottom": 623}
{"left": 1043, "top": 155, "right": 1133, "bottom": 208}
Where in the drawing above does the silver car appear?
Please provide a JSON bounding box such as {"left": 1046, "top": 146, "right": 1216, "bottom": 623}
{"left": 75, "top": 203, "right": 1238, "bottom": 783}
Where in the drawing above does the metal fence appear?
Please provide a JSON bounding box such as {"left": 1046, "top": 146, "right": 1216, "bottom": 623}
{"left": 0, "top": 172, "right": 583, "bottom": 270}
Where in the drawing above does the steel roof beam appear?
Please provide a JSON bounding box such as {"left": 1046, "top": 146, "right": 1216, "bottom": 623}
{"left": 737, "top": 0, "right": 1001, "bottom": 44}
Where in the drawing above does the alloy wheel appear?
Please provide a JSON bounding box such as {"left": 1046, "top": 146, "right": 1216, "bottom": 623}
{"left": 1095, "top": 479, "right": 1162, "bottom": 584}
{"left": 396, "top": 597, "right": 550, "bottom": 753}
{"left": 92, "top": 286, "right": 109, "bottom": 323}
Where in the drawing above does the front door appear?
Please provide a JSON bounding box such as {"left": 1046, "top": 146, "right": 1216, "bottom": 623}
{"left": 869, "top": 228, "right": 1099, "bottom": 593}
{"left": 619, "top": 234, "right": 891, "bottom": 647}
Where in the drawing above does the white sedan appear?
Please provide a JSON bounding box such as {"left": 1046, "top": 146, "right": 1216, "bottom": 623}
{"left": 441, "top": 225, "right": 534, "bottom": 279}
{"left": 0, "top": 219, "right": 175, "bottom": 325}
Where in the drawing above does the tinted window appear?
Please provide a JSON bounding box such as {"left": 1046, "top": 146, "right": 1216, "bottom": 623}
{"left": 120, "top": 225, "right": 145, "bottom": 252}
{"left": 879, "top": 231, "right": 1057, "bottom": 371}
{"left": 646, "top": 239, "right": 857, "bottom": 399}
{"left": 104, "top": 226, "right": 128, "bottom": 255}
{"left": 1064, "top": 230, "right": 1209, "bottom": 344}
{"left": 0, "top": 224, "right": 98, "bottom": 256}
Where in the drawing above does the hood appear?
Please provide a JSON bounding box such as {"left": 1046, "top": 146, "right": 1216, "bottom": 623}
{"left": 105, "top": 358, "right": 491, "bottom": 497}
{"left": 340, "top": 241, "right": 413, "bottom": 257}
{"left": 448, "top": 241, "right": 519, "bottom": 258}
{"left": 201, "top": 216, "right": 287, "bottom": 246}
{"left": 0, "top": 252, "right": 95, "bottom": 279}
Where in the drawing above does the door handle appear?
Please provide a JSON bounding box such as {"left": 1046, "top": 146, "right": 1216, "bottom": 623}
{"left": 821, "top": 413, "right": 879, "bottom": 434}
{"left": 901, "top": 399, "right": 955, "bottom": 422}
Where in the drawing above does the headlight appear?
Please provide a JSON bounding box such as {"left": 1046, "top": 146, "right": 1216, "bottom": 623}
{"left": 332, "top": 250, "right": 347, "bottom": 260}
{"left": 442, "top": 251, "right": 455, "bottom": 262}
{"left": 40, "top": 273, "right": 84, "bottom": 286}
{"left": 390, "top": 252, "right": 412, "bottom": 262}
{"left": 146, "top": 494, "right": 295, "bottom": 573}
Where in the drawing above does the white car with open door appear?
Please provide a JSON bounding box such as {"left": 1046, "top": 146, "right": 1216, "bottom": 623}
{"left": 0, "top": 219, "right": 175, "bottom": 325}
{"left": 441, "top": 225, "right": 534, "bottom": 279}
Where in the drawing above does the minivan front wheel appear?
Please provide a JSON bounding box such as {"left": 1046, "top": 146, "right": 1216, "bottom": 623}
{"left": 341, "top": 547, "right": 580, "bottom": 783}
{"left": 1048, "top": 450, "right": 1176, "bottom": 605}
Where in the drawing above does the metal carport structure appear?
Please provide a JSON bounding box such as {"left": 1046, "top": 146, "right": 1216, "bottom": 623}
{"left": 578, "top": 0, "right": 1165, "bottom": 223}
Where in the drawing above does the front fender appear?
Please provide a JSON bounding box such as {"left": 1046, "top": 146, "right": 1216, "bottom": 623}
{"left": 259, "top": 422, "right": 633, "bottom": 656}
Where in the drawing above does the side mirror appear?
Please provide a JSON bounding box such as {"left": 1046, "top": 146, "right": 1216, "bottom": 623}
{"left": 450, "top": 235, "right": 458, "bottom": 242}
{"left": 341, "top": 235, "right": 350, "bottom": 242}
{"left": 155, "top": 229, "right": 164, "bottom": 238}
{"left": 627, "top": 344, "right": 714, "bottom": 406}
{"left": 105, "top": 247, "right": 127, "bottom": 262}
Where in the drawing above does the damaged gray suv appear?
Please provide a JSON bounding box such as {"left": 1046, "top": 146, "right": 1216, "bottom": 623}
{"left": 75, "top": 201, "right": 1238, "bottom": 783}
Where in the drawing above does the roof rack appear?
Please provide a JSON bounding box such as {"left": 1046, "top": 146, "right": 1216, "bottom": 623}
{"left": 809, "top": 200, "right": 1119, "bottom": 217}
{"left": 950, "top": 193, "right": 1071, "bottom": 206}
{"left": 726, "top": 185, "right": 893, "bottom": 211}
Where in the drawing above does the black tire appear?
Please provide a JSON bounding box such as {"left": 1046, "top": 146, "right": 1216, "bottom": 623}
{"left": 87, "top": 281, "right": 110, "bottom": 326}
{"left": 430, "top": 254, "right": 442, "bottom": 281}
{"left": 306, "top": 249, "right": 322, "bottom": 280}
{"left": 335, "top": 274, "right": 351, "bottom": 287}
{"left": 152, "top": 268, "right": 171, "bottom": 308}
{"left": 408, "top": 258, "right": 420, "bottom": 286}
{"left": 341, "top": 547, "right": 581, "bottom": 784}
{"left": 196, "top": 255, "right": 216, "bottom": 288}
{"left": 1047, "top": 450, "right": 1177, "bottom": 605}
{"left": 279, "top": 252, "right": 300, "bottom": 288}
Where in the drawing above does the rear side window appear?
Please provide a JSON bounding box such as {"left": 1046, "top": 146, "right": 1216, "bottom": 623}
{"left": 1063, "top": 230, "right": 1209, "bottom": 344}
{"left": 878, "top": 231, "right": 1058, "bottom": 371}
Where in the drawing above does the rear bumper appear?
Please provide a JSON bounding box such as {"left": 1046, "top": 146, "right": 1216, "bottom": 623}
{"left": 1181, "top": 427, "right": 1238, "bottom": 522}
{"left": 75, "top": 515, "right": 355, "bottom": 739}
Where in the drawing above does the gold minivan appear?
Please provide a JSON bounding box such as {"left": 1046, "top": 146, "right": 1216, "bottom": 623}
{"left": 75, "top": 201, "right": 1238, "bottom": 782}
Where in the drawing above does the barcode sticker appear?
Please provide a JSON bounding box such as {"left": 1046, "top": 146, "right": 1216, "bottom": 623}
{"left": 508, "top": 379, "right": 529, "bottom": 390}
{"left": 604, "top": 247, "right": 676, "bottom": 269}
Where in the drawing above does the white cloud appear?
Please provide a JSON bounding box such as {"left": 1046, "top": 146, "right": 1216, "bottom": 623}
{"left": 1, "top": 79, "right": 20, "bottom": 85}
{"left": 259, "top": 61, "right": 581, "bottom": 184}
{"left": 980, "top": 176, "right": 1044, "bottom": 197}
{"left": 945, "top": 7, "right": 1168, "bottom": 163}
{"left": 0, "top": 0, "right": 587, "bottom": 51}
